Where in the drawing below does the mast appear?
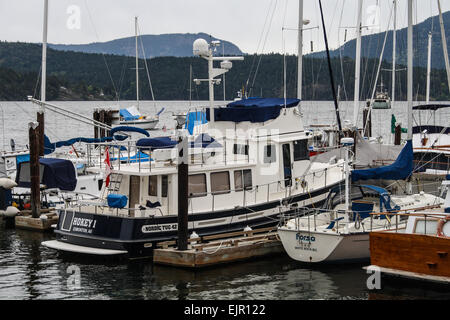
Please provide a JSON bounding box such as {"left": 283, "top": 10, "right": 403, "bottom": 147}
{"left": 437, "top": 0, "right": 450, "bottom": 93}
{"left": 189, "top": 64, "right": 192, "bottom": 107}
{"left": 407, "top": 0, "right": 413, "bottom": 141}
{"left": 297, "top": 0, "right": 304, "bottom": 101}
{"left": 353, "top": 0, "right": 363, "bottom": 127}
{"left": 392, "top": 0, "right": 397, "bottom": 106}
{"left": 426, "top": 31, "right": 432, "bottom": 103}
{"left": 38, "top": 0, "right": 48, "bottom": 156}
{"left": 318, "top": 0, "right": 343, "bottom": 134}
{"left": 135, "top": 16, "right": 139, "bottom": 111}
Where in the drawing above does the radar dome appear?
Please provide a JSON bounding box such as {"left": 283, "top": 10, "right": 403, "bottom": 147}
{"left": 193, "top": 38, "right": 209, "bottom": 57}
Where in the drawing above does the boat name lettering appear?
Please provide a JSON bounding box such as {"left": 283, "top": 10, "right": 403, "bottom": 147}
{"left": 72, "top": 217, "right": 95, "bottom": 229}
{"left": 296, "top": 233, "right": 315, "bottom": 242}
{"left": 142, "top": 224, "right": 178, "bottom": 233}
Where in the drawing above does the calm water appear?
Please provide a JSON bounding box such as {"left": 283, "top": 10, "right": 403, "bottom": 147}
{"left": 1, "top": 100, "right": 449, "bottom": 300}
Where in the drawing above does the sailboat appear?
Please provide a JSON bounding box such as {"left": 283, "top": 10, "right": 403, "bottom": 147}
{"left": 277, "top": 0, "right": 444, "bottom": 264}
{"left": 114, "top": 17, "right": 163, "bottom": 131}
{"left": 369, "top": 78, "right": 391, "bottom": 110}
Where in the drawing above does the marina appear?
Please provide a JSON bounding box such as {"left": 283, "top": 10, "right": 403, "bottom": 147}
{"left": 1, "top": 0, "right": 450, "bottom": 307}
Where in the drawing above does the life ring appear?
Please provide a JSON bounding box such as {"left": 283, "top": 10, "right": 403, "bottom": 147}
{"left": 436, "top": 216, "right": 450, "bottom": 237}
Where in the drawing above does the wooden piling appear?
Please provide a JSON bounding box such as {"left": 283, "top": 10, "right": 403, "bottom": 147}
{"left": 37, "top": 111, "right": 45, "bottom": 156}
{"left": 29, "top": 122, "right": 40, "bottom": 219}
{"left": 99, "top": 109, "right": 105, "bottom": 138}
{"left": 177, "top": 136, "right": 189, "bottom": 251}
{"left": 93, "top": 109, "right": 100, "bottom": 139}
{"left": 394, "top": 124, "right": 402, "bottom": 145}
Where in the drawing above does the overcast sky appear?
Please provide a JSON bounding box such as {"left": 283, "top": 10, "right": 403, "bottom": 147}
{"left": 1, "top": 0, "right": 449, "bottom": 55}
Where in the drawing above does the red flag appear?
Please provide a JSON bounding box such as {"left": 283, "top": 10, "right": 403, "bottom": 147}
{"left": 104, "top": 147, "right": 112, "bottom": 187}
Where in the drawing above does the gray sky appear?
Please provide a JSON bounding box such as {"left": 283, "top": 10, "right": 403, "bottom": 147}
{"left": 1, "top": 0, "right": 449, "bottom": 55}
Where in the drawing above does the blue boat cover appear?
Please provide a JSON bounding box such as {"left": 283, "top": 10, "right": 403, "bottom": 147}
{"left": 44, "top": 134, "right": 128, "bottom": 155}
{"left": 109, "top": 126, "right": 150, "bottom": 137}
{"left": 185, "top": 111, "right": 207, "bottom": 135}
{"left": 412, "top": 125, "right": 450, "bottom": 135}
{"left": 107, "top": 194, "right": 128, "bottom": 208}
{"left": 136, "top": 136, "right": 178, "bottom": 151}
{"left": 351, "top": 140, "right": 413, "bottom": 182}
{"left": 16, "top": 158, "right": 77, "bottom": 191}
{"left": 120, "top": 109, "right": 140, "bottom": 121}
{"left": 413, "top": 104, "right": 450, "bottom": 111}
{"left": 207, "top": 98, "right": 300, "bottom": 123}
{"left": 110, "top": 151, "right": 152, "bottom": 163}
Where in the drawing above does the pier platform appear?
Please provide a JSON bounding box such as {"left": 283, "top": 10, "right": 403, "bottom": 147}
{"left": 14, "top": 210, "right": 58, "bottom": 231}
{"left": 153, "top": 227, "right": 284, "bottom": 268}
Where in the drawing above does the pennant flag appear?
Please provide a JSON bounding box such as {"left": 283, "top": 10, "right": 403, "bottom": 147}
{"left": 104, "top": 147, "right": 112, "bottom": 187}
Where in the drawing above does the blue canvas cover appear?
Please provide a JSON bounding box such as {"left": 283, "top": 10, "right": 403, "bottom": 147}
{"left": 351, "top": 140, "right": 413, "bottom": 182}
{"left": 44, "top": 135, "right": 128, "bottom": 155}
{"left": 207, "top": 98, "right": 300, "bottom": 123}
{"left": 136, "top": 136, "right": 178, "bottom": 151}
{"left": 120, "top": 109, "right": 140, "bottom": 121}
{"left": 109, "top": 126, "right": 150, "bottom": 137}
{"left": 16, "top": 158, "right": 77, "bottom": 191}
{"left": 185, "top": 111, "right": 207, "bottom": 135}
{"left": 107, "top": 194, "right": 128, "bottom": 208}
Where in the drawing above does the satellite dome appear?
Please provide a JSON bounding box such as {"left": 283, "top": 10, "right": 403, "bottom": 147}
{"left": 193, "top": 38, "right": 209, "bottom": 57}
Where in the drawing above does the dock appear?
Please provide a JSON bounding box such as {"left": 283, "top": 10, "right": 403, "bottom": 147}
{"left": 153, "top": 227, "right": 284, "bottom": 268}
{"left": 14, "top": 210, "right": 58, "bottom": 231}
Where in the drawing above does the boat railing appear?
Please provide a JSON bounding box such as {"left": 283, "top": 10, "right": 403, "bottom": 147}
{"left": 279, "top": 203, "right": 443, "bottom": 234}
{"left": 187, "top": 163, "right": 343, "bottom": 214}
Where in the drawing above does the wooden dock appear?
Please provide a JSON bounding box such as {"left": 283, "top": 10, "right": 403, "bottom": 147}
{"left": 153, "top": 227, "right": 284, "bottom": 268}
{"left": 14, "top": 210, "right": 58, "bottom": 231}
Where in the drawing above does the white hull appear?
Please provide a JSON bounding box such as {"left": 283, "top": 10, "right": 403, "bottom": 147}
{"left": 278, "top": 228, "right": 370, "bottom": 263}
{"left": 115, "top": 119, "right": 158, "bottom": 130}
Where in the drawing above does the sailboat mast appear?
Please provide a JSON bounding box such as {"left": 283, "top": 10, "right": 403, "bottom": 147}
{"left": 407, "top": 0, "right": 413, "bottom": 141}
{"left": 38, "top": 0, "right": 48, "bottom": 156}
{"left": 189, "top": 64, "right": 192, "bottom": 107}
{"left": 353, "top": 0, "right": 363, "bottom": 127}
{"left": 392, "top": 0, "right": 397, "bottom": 106}
{"left": 437, "top": 0, "right": 450, "bottom": 93}
{"left": 297, "top": 0, "right": 303, "bottom": 101}
{"left": 135, "top": 16, "right": 139, "bottom": 111}
{"left": 426, "top": 32, "right": 432, "bottom": 103}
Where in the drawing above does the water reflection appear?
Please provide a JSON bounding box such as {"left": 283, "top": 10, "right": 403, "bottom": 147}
{"left": 1, "top": 218, "right": 450, "bottom": 300}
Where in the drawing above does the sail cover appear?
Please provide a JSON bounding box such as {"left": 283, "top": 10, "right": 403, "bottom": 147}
{"left": 207, "top": 98, "right": 300, "bottom": 123}
{"left": 351, "top": 140, "right": 413, "bottom": 182}
{"left": 16, "top": 158, "right": 77, "bottom": 191}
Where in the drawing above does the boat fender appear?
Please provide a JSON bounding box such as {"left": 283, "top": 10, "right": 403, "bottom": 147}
{"left": 436, "top": 216, "right": 450, "bottom": 237}
{"left": 354, "top": 214, "right": 361, "bottom": 230}
{"left": 3, "top": 206, "right": 19, "bottom": 218}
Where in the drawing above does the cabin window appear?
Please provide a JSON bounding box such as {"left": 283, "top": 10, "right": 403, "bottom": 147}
{"left": 234, "top": 169, "right": 252, "bottom": 191}
{"left": 414, "top": 219, "right": 438, "bottom": 235}
{"left": 211, "top": 171, "right": 230, "bottom": 195}
{"left": 148, "top": 175, "right": 157, "bottom": 196}
{"left": 293, "top": 139, "right": 309, "bottom": 161}
{"left": 189, "top": 174, "right": 207, "bottom": 197}
{"left": 161, "top": 175, "right": 168, "bottom": 197}
{"left": 233, "top": 144, "right": 249, "bottom": 155}
{"left": 264, "top": 144, "right": 276, "bottom": 163}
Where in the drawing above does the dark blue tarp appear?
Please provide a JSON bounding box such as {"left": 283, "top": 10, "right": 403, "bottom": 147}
{"left": 136, "top": 136, "right": 178, "bottom": 151}
{"left": 44, "top": 134, "right": 128, "bottom": 155}
{"left": 16, "top": 158, "right": 77, "bottom": 191}
{"left": 109, "top": 126, "right": 150, "bottom": 137}
{"left": 413, "top": 104, "right": 450, "bottom": 111}
{"left": 107, "top": 194, "right": 128, "bottom": 208}
{"left": 351, "top": 140, "right": 413, "bottom": 182}
{"left": 207, "top": 98, "right": 300, "bottom": 123}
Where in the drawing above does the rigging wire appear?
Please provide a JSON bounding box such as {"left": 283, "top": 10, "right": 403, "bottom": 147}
{"left": 137, "top": 22, "right": 157, "bottom": 113}
{"left": 83, "top": 0, "right": 119, "bottom": 101}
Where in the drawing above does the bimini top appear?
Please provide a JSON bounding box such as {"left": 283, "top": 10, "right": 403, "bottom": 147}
{"left": 136, "top": 136, "right": 178, "bottom": 151}
{"left": 206, "top": 98, "right": 300, "bottom": 123}
{"left": 413, "top": 104, "right": 450, "bottom": 111}
{"left": 16, "top": 158, "right": 76, "bottom": 191}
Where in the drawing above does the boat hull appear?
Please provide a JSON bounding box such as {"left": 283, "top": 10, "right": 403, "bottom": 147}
{"left": 277, "top": 228, "right": 370, "bottom": 263}
{"left": 44, "top": 181, "right": 341, "bottom": 258}
{"left": 114, "top": 119, "right": 158, "bottom": 130}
